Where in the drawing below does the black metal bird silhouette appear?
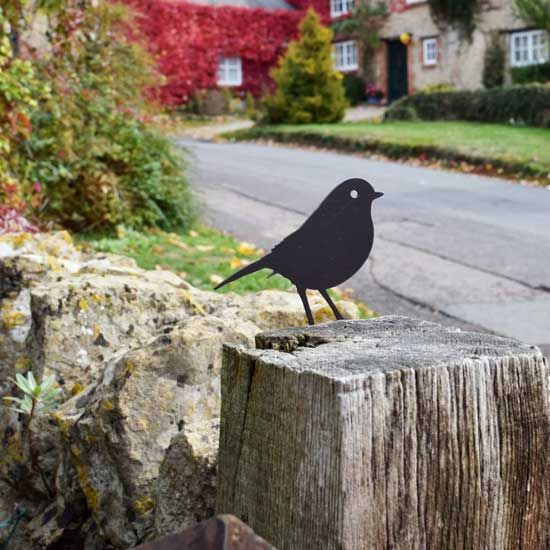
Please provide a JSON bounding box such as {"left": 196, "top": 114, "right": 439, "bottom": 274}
{"left": 215, "top": 178, "right": 383, "bottom": 325}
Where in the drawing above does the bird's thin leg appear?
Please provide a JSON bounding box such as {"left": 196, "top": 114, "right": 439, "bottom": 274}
{"left": 319, "top": 289, "right": 344, "bottom": 321}
{"left": 297, "top": 286, "right": 315, "bottom": 325}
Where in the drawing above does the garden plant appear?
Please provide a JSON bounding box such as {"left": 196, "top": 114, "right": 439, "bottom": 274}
{"left": 262, "top": 9, "right": 348, "bottom": 124}
{"left": 0, "top": 0, "right": 195, "bottom": 233}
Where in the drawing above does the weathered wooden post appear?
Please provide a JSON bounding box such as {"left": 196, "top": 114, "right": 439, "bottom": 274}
{"left": 217, "top": 316, "right": 550, "bottom": 550}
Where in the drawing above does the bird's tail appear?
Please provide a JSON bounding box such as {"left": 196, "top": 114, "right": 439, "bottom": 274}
{"left": 214, "top": 256, "right": 270, "bottom": 290}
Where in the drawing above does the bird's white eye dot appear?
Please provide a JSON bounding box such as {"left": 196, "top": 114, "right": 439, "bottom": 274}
{"left": 350, "top": 189, "right": 359, "bottom": 199}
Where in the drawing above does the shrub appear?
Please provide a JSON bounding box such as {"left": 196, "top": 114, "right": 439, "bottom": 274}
{"left": 262, "top": 9, "right": 348, "bottom": 124}
{"left": 190, "top": 89, "right": 231, "bottom": 116}
{"left": 384, "top": 85, "right": 550, "bottom": 127}
{"left": 482, "top": 33, "right": 505, "bottom": 89}
{"left": 27, "top": 107, "right": 195, "bottom": 231}
{"left": 511, "top": 62, "right": 550, "bottom": 84}
{"left": 245, "top": 91, "right": 262, "bottom": 120}
{"left": 0, "top": 9, "right": 51, "bottom": 218}
{"left": 2, "top": 2, "right": 195, "bottom": 233}
{"left": 343, "top": 74, "right": 365, "bottom": 106}
{"left": 384, "top": 106, "right": 418, "bottom": 121}
{"left": 427, "top": 0, "right": 479, "bottom": 39}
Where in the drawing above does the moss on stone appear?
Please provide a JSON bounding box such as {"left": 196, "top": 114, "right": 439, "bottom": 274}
{"left": 133, "top": 497, "right": 154, "bottom": 516}
{"left": 75, "top": 462, "right": 100, "bottom": 512}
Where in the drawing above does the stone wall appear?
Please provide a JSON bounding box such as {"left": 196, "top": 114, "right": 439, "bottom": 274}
{"left": 0, "top": 231, "right": 359, "bottom": 549}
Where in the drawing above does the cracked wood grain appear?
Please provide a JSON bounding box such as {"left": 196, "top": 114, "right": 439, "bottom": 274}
{"left": 217, "top": 317, "right": 550, "bottom": 550}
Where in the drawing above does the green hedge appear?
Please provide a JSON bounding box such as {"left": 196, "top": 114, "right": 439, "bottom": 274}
{"left": 384, "top": 85, "right": 550, "bottom": 127}
{"left": 225, "top": 127, "right": 546, "bottom": 179}
{"left": 511, "top": 62, "right": 550, "bottom": 84}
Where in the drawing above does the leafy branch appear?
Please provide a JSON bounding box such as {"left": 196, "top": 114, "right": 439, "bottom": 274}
{"left": 514, "top": 0, "right": 550, "bottom": 31}
{"left": 427, "top": 0, "right": 480, "bottom": 40}
{"left": 3, "top": 372, "right": 61, "bottom": 498}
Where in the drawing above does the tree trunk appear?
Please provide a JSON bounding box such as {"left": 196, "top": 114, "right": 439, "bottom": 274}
{"left": 217, "top": 316, "right": 550, "bottom": 550}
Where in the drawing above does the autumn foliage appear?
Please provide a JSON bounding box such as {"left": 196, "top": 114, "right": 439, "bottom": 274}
{"left": 124, "top": 0, "right": 330, "bottom": 105}
{"left": 0, "top": 2, "right": 195, "bottom": 233}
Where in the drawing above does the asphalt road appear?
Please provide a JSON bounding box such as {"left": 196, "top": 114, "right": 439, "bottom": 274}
{"left": 178, "top": 138, "right": 550, "bottom": 355}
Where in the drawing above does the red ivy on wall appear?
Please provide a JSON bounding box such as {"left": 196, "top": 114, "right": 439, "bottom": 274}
{"left": 124, "top": 0, "right": 329, "bottom": 105}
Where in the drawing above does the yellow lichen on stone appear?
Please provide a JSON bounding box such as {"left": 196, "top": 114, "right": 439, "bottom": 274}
{"left": 102, "top": 400, "right": 114, "bottom": 411}
{"left": 124, "top": 360, "right": 135, "bottom": 375}
{"left": 75, "top": 462, "right": 100, "bottom": 512}
{"left": 53, "top": 412, "right": 71, "bottom": 439}
{"left": 70, "top": 444, "right": 81, "bottom": 457}
{"left": 59, "top": 231, "right": 73, "bottom": 245}
{"left": 6, "top": 434, "right": 24, "bottom": 463}
{"left": 71, "top": 383, "right": 84, "bottom": 396}
{"left": 2, "top": 310, "right": 26, "bottom": 330}
{"left": 313, "top": 305, "right": 336, "bottom": 324}
{"left": 135, "top": 417, "right": 149, "bottom": 431}
{"left": 46, "top": 256, "right": 62, "bottom": 272}
{"left": 8, "top": 233, "right": 30, "bottom": 249}
{"left": 133, "top": 497, "right": 154, "bottom": 516}
{"left": 15, "top": 356, "right": 31, "bottom": 371}
{"left": 93, "top": 325, "right": 101, "bottom": 340}
{"left": 178, "top": 288, "right": 205, "bottom": 316}
{"left": 78, "top": 298, "right": 89, "bottom": 311}
{"left": 91, "top": 294, "right": 102, "bottom": 304}
{"left": 81, "top": 424, "right": 98, "bottom": 445}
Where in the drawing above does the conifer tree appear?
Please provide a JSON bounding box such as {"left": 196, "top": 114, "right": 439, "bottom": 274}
{"left": 263, "top": 9, "right": 348, "bottom": 124}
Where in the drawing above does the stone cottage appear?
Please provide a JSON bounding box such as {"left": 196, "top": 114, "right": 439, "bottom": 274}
{"left": 331, "top": 0, "right": 550, "bottom": 101}
{"left": 125, "top": 0, "right": 548, "bottom": 104}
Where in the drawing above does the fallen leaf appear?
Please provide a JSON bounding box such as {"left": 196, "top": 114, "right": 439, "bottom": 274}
{"left": 230, "top": 257, "right": 242, "bottom": 269}
{"left": 209, "top": 274, "right": 223, "bottom": 285}
{"left": 237, "top": 242, "right": 256, "bottom": 256}
{"left": 168, "top": 240, "right": 190, "bottom": 251}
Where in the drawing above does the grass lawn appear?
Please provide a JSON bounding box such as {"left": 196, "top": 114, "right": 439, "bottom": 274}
{"left": 79, "top": 226, "right": 291, "bottom": 293}
{"left": 228, "top": 120, "right": 550, "bottom": 179}
{"left": 79, "top": 226, "right": 374, "bottom": 317}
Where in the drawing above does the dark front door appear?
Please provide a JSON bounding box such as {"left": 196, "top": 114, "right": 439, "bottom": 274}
{"left": 387, "top": 40, "right": 408, "bottom": 102}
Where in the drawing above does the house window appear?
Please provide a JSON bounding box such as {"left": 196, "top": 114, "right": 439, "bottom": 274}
{"left": 330, "top": 0, "right": 354, "bottom": 18}
{"left": 423, "top": 38, "right": 437, "bottom": 65}
{"left": 217, "top": 57, "right": 242, "bottom": 86}
{"left": 510, "top": 30, "right": 549, "bottom": 67}
{"left": 333, "top": 40, "right": 358, "bottom": 71}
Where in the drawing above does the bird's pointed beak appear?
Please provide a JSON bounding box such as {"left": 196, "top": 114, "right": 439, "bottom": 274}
{"left": 373, "top": 191, "right": 384, "bottom": 199}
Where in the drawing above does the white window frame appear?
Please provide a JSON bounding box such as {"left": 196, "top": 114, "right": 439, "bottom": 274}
{"left": 333, "top": 40, "right": 358, "bottom": 72}
{"left": 510, "top": 30, "right": 549, "bottom": 67}
{"left": 422, "top": 38, "right": 438, "bottom": 65}
{"left": 330, "top": 0, "right": 354, "bottom": 18}
{"left": 217, "top": 57, "right": 242, "bottom": 87}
